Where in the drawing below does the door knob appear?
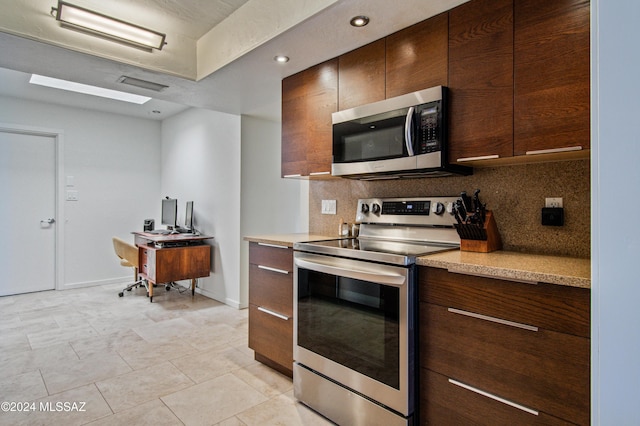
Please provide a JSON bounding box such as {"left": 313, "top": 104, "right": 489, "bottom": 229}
{"left": 40, "top": 218, "right": 56, "bottom": 225}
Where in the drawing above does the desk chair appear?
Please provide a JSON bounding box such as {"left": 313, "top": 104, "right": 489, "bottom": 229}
{"left": 112, "top": 236, "right": 148, "bottom": 298}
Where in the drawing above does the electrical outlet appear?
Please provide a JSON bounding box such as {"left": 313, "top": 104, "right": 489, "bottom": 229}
{"left": 545, "top": 197, "right": 563, "bottom": 208}
{"left": 66, "top": 190, "right": 79, "bottom": 201}
{"left": 321, "top": 200, "right": 337, "bottom": 215}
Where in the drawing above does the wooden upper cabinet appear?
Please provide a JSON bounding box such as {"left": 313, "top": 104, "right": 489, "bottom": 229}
{"left": 281, "top": 59, "right": 338, "bottom": 177}
{"left": 386, "top": 13, "right": 449, "bottom": 98}
{"left": 338, "top": 40, "right": 385, "bottom": 110}
{"left": 282, "top": 70, "right": 308, "bottom": 177}
{"left": 305, "top": 59, "right": 338, "bottom": 176}
{"left": 448, "top": 0, "right": 514, "bottom": 163}
{"left": 514, "top": 0, "right": 590, "bottom": 155}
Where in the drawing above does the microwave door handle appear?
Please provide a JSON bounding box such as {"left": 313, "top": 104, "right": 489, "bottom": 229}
{"left": 404, "top": 106, "right": 415, "bottom": 156}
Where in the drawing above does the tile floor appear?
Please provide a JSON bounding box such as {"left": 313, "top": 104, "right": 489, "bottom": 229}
{"left": 0, "top": 282, "right": 334, "bottom": 425}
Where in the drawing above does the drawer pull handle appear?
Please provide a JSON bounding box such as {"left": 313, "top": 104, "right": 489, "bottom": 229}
{"left": 526, "top": 146, "right": 582, "bottom": 156}
{"left": 258, "top": 265, "right": 289, "bottom": 275}
{"left": 448, "top": 379, "right": 539, "bottom": 416}
{"left": 448, "top": 308, "right": 539, "bottom": 332}
{"left": 309, "top": 171, "right": 331, "bottom": 176}
{"left": 456, "top": 154, "right": 500, "bottom": 162}
{"left": 258, "top": 307, "right": 289, "bottom": 321}
{"left": 258, "top": 242, "right": 289, "bottom": 249}
{"left": 283, "top": 174, "right": 302, "bottom": 178}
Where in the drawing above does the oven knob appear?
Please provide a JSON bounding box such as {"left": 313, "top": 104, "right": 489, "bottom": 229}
{"left": 371, "top": 203, "right": 381, "bottom": 214}
{"left": 446, "top": 202, "right": 455, "bottom": 215}
{"left": 431, "top": 202, "right": 445, "bottom": 215}
{"left": 361, "top": 203, "right": 369, "bottom": 214}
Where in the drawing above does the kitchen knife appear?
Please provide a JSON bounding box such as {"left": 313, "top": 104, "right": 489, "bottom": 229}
{"left": 452, "top": 201, "right": 463, "bottom": 224}
{"left": 460, "top": 191, "right": 473, "bottom": 213}
{"left": 456, "top": 198, "right": 467, "bottom": 224}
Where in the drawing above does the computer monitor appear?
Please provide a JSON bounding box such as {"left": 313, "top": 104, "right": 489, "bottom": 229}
{"left": 184, "top": 201, "right": 194, "bottom": 231}
{"left": 161, "top": 198, "right": 177, "bottom": 229}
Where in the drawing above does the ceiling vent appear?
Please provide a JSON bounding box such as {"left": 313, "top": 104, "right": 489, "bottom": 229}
{"left": 117, "top": 76, "right": 168, "bottom": 92}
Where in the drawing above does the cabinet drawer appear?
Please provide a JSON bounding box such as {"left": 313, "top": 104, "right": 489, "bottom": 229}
{"left": 249, "top": 242, "right": 293, "bottom": 272}
{"left": 248, "top": 264, "right": 293, "bottom": 317}
{"left": 248, "top": 304, "right": 293, "bottom": 373}
{"left": 420, "top": 369, "right": 574, "bottom": 425}
{"left": 419, "top": 267, "right": 590, "bottom": 337}
{"left": 420, "top": 302, "right": 590, "bottom": 425}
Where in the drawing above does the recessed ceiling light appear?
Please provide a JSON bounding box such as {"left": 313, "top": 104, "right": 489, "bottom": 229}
{"left": 274, "top": 55, "right": 290, "bottom": 64}
{"left": 350, "top": 16, "right": 370, "bottom": 27}
{"left": 29, "top": 74, "right": 151, "bottom": 104}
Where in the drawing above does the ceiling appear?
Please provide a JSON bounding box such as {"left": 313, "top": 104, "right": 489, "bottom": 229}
{"left": 0, "top": 0, "right": 468, "bottom": 122}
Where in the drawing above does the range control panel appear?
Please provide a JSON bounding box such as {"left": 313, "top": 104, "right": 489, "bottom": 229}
{"left": 356, "top": 197, "right": 458, "bottom": 227}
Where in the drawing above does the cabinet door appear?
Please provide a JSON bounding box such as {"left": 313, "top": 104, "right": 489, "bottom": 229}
{"left": 386, "top": 13, "right": 449, "bottom": 98}
{"left": 514, "top": 0, "right": 590, "bottom": 155}
{"left": 281, "top": 60, "right": 337, "bottom": 177}
{"left": 305, "top": 59, "right": 338, "bottom": 176}
{"left": 281, "top": 71, "right": 308, "bottom": 177}
{"left": 448, "top": 0, "right": 514, "bottom": 163}
{"left": 338, "top": 40, "right": 385, "bottom": 110}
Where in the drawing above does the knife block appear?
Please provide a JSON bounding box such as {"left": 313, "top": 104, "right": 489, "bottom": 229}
{"left": 455, "top": 210, "right": 502, "bottom": 253}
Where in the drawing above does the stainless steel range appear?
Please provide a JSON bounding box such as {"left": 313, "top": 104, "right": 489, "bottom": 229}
{"left": 293, "top": 196, "right": 460, "bottom": 426}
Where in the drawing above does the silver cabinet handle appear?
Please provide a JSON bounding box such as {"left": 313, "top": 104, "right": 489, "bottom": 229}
{"left": 448, "top": 379, "right": 539, "bottom": 416}
{"left": 456, "top": 154, "right": 500, "bottom": 162}
{"left": 309, "top": 171, "right": 331, "bottom": 176}
{"left": 257, "top": 265, "right": 289, "bottom": 275}
{"left": 448, "top": 307, "right": 539, "bottom": 332}
{"left": 257, "top": 306, "right": 289, "bottom": 321}
{"left": 283, "top": 174, "right": 302, "bottom": 178}
{"left": 526, "top": 146, "right": 582, "bottom": 155}
{"left": 257, "top": 242, "right": 288, "bottom": 249}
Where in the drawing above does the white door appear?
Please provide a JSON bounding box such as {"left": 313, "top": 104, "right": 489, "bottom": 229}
{"left": 0, "top": 130, "right": 56, "bottom": 296}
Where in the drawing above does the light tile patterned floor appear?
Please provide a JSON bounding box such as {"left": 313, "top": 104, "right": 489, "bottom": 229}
{"left": 0, "top": 283, "right": 334, "bottom": 425}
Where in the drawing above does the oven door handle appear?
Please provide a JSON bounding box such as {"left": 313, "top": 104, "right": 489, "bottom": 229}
{"left": 295, "top": 256, "right": 406, "bottom": 287}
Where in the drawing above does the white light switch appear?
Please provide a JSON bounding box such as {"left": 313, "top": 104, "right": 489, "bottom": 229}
{"left": 66, "top": 190, "right": 79, "bottom": 201}
{"left": 66, "top": 175, "right": 75, "bottom": 187}
{"left": 321, "top": 200, "right": 336, "bottom": 215}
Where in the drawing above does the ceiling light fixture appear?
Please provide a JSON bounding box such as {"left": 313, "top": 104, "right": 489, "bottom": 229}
{"left": 274, "top": 55, "right": 290, "bottom": 64}
{"left": 350, "top": 16, "right": 370, "bottom": 27}
{"left": 51, "top": 1, "right": 167, "bottom": 51}
{"left": 30, "top": 74, "right": 151, "bottom": 104}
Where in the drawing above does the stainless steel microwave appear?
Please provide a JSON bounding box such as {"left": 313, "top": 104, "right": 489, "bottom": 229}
{"left": 331, "top": 86, "right": 471, "bottom": 179}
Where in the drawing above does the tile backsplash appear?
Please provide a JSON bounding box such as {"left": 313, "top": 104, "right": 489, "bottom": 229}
{"left": 309, "top": 160, "right": 590, "bottom": 258}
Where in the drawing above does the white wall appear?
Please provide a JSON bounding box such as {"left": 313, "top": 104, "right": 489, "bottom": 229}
{"left": 591, "top": 0, "right": 640, "bottom": 423}
{"left": 240, "top": 115, "right": 309, "bottom": 305}
{"left": 0, "top": 95, "right": 161, "bottom": 289}
{"left": 161, "top": 108, "right": 243, "bottom": 307}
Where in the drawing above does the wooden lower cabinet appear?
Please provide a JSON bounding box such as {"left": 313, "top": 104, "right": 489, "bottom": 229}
{"left": 419, "top": 267, "right": 590, "bottom": 425}
{"left": 139, "top": 244, "right": 210, "bottom": 284}
{"left": 248, "top": 242, "right": 294, "bottom": 377}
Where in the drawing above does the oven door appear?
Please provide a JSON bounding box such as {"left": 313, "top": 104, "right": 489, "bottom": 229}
{"left": 293, "top": 251, "right": 416, "bottom": 417}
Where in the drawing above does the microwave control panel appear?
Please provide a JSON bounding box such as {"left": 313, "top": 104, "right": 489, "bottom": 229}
{"left": 416, "top": 100, "right": 442, "bottom": 154}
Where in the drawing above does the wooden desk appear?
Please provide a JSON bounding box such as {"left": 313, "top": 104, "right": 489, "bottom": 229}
{"left": 132, "top": 232, "right": 213, "bottom": 302}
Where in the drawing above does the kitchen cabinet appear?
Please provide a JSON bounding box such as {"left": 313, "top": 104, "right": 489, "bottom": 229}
{"left": 514, "top": 0, "right": 590, "bottom": 156}
{"left": 385, "top": 13, "right": 449, "bottom": 99}
{"left": 419, "top": 267, "right": 590, "bottom": 425}
{"left": 338, "top": 40, "right": 385, "bottom": 110}
{"left": 248, "top": 242, "right": 294, "bottom": 377}
{"left": 281, "top": 59, "right": 337, "bottom": 178}
{"left": 448, "top": 0, "right": 514, "bottom": 164}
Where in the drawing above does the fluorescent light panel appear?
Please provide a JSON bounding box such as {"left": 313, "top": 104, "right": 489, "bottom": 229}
{"left": 29, "top": 75, "right": 151, "bottom": 104}
{"left": 54, "top": 1, "right": 166, "bottom": 50}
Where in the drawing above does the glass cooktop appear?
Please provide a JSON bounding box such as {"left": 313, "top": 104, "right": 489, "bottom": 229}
{"left": 294, "top": 238, "right": 459, "bottom": 266}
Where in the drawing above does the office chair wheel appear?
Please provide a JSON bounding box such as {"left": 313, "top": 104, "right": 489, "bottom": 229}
{"left": 118, "top": 292, "right": 124, "bottom": 297}
{"left": 165, "top": 285, "right": 171, "bottom": 291}
{"left": 127, "top": 288, "right": 132, "bottom": 291}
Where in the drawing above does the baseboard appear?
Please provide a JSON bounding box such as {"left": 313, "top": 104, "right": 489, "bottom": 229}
{"left": 62, "top": 276, "right": 131, "bottom": 290}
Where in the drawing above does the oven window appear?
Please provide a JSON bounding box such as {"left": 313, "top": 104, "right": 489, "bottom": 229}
{"left": 297, "top": 268, "right": 400, "bottom": 389}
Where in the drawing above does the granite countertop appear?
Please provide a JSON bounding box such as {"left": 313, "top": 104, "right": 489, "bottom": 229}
{"left": 244, "top": 233, "right": 335, "bottom": 248}
{"left": 418, "top": 250, "right": 590, "bottom": 289}
{"left": 244, "top": 234, "right": 590, "bottom": 289}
